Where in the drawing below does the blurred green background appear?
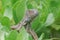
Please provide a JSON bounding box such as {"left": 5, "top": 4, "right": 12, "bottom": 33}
{"left": 0, "top": 0, "right": 60, "bottom": 40}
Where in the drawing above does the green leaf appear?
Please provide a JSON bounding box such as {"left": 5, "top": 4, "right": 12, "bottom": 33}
{"left": 5, "top": 30, "right": 18, "bottom": 40}
{"left": 12, "top": 0, "right": 26, "bottom": 24}
{"left": 1, "top": 17, "right": 10, "bottom": 26}
{"left": 2, "top": 0, "right": 11, "bottom": 8}
{"left": 27, "top": 1, "right": 33, "bottom": 9}
{"left": 38, "top": 33, "right": 44, "bottom": 40}
{"left": 50, "top": 0, "right": 59, "bottom": 8}
{"left": 4, "top": 6, "right": 13, "bottom": 20}
{"left": 48, "top": 0, "right": 60, "bottom": 25}
{"left": 32, "top": 16, "right": 40, "bottom": 30}
{"left": 29, "top": 35, "right": 33, "bottom": 40}
{"left": 35, "top": 0, "right": 50, "bottom": 32}
{"left": 1, "top": 16, "right": 10, "bottom": 31}
{"left": 16, "top": 27, "right": 29, "bottom": 40}
{"left": 44, "top": 13, "right": 55, "bottom": 26}
{"left": 52, "top": 24, "right": 60, "bottom": 30}
{"left": 0, "top": 31, "right": 5, "bottom": 40}
{"left": 2, "top": 0, "right": 13, "bottom": 20}
{"left": 0, "top": 13, "right": 3, "bottom": 22}
{"left": 11, "top": 0, "right": 19, "bottom": 6}
{"left": 35, "top": 0, "right": 40, "bottom": 5}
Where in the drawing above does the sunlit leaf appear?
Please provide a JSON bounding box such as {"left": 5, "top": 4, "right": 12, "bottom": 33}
{"left": 0, "top": 31, "right": 5, "bottom": 40}
{"left": 45, "top": 13, "right": 55, "bottom": 26}
{"left": 52, "top": 24, "right": 60, "bottom": 30}
{"left": 4, "top": 7, "right": 13, "bottom": 20}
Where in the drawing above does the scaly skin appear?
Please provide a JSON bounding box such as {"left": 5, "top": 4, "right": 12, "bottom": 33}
{"left": 11, "top": 9, "right": 38, "bottom": 40}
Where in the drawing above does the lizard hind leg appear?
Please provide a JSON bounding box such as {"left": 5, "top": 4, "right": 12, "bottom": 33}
{"left": 25, "top": 23, "right": 38, "bottom": 40}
